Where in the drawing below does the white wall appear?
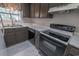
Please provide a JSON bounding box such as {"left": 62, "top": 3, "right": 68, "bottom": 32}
{"left": 22, "top": 9, "right": 79, "bottom": 32}
{"left": 52, "top": 10, "right": 79, "bottom": 32}
{"left": 0, "top": 30, "right": 6, "bottom": 50}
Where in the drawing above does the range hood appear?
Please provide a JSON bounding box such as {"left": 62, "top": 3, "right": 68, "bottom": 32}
{"left": 48, "top": 4, "right": 79, "bottom": 13}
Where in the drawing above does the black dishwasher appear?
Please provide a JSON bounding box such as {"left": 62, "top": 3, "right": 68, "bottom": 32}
{"left": 28, "top": 27, "right": 35, "bottom": 45}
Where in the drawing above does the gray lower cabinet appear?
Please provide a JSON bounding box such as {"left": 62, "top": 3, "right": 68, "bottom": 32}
{"left": 4, "top": 28, "right": 16, "bottom": 47}
{"left": 15, "top": 27, "right": 27, "bottom": 43}
{"left": 64, "top": 45, "right": 79, "bottom": 56}
{"left": 4, "top": 27, "right": 28, "bottom": 47}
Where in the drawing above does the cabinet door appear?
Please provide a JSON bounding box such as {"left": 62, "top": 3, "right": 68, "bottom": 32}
{"left": 30, "top": 4, "right": 35, "bottom": 18}
{"left": 16, "top": 31, "right": 26, "bottom": 43}
{"left": 15, "top": 28, "right": 26, "bottom": 43}
{"left": 22, "top": 3, "right": 30, "bottom": 17}
{"left": 4, "top": 29, "right": 16, "bottom": 47}
{"left": 40, "top": 4, "right": 48, "bottom": 18}
{"left": 30, "top": 3, "right": 51, "bottom": 18}
{"left": 34, "top": 3, "right": 40, "bottom": 18}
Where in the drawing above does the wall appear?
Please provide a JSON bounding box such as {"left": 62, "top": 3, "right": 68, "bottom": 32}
{"left": 51, "top": 10, "right": 79, "bottom": 32}
{"left": 0, "top": 29, "right": 6, "bottom": 50}
{"left": 22, "top": 18, "right": 33, "bottom": 23}
{"left": 22, "top": 18, "right": 53, "bottom": 26}
{"left": 22, "top": 9, "right": 79, "bottom": 32}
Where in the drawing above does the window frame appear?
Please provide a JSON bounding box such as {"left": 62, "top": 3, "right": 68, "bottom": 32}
{"left": 0, "top": 7, "right": 20, "bottom": 26}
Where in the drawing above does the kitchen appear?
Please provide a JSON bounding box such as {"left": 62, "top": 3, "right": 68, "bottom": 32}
{"left": 0, "top": 3, "right": 79, "bottom": 56}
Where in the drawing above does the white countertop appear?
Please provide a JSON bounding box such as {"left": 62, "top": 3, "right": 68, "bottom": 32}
{"left": 20, "top": 23, "right": 79, "bottom": 49}
{"left": 16, "top": 23, "right": 71, "bottom": 35}
{"left": 2, "top": 23, "right": 77, "bottom": 47}
{"left": 2, "top": 23, "right": 49, "bottom": 32}
{"left": 2, "top": 23, "right": 73, "bottom": 36}
{"left": 69, "top": 35, "right": 79, "bottom": 49}
{"left": 1, "top": 23, "right": 79, "bottom": 51}
{"left": 17, "top": 23, "right": 50, "bottom": 31}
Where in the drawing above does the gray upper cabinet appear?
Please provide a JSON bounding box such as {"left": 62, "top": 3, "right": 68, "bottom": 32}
{"left": 34, "top": 4, "right": 40, "bottom": 18}
{"left": 40, "top": 4, "right": 48, "bottom": 18}
{"left": 22, "top": 3, "right": 30, "bottom": 17}
{"left": 30, "top": 3, "right": 53, "bottom": 18}
{"left": 30, "top": 3, "right": 40, "bottom": 18}
{"left": 22, "top": 3, "right": 53, "bottom": 18}
{"left": 30, "top": 3, "right": 35, "bottom": 18}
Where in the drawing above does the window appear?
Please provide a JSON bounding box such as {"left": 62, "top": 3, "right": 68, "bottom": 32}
{"left": 0, "top": 16, "right": 2, "bottom": 27}
{"left": 6, "top": 8, "right": 10, "bottom": 13}
{"left": 13, "top": 10, "right": 19, "bottom": 14}
{"left": 0, "top": 7, "right": 6, "bottom": 12}
{"left": 1, "top": 13, "right": 11, "bottom": 20}
{"left": 11, "top": 14, "right": 19, "bottom": 21}
{"left": 0, "top": 6, "right": 21, "bottom": 26}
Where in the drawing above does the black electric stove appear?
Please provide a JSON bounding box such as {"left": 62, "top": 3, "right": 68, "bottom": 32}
{"left": 50, "top": 24, "right": 76, "bottom": 32}
{"left": 39, "top": 24, "right": 76, "bottom": 56}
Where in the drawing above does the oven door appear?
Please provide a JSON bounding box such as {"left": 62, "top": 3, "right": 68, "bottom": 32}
{"left": 39, "top": 34, "right": 65, "bottom": 56}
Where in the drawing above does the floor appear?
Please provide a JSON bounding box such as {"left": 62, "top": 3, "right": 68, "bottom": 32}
{"left": 0, "top": 40, "right": 40, "bottom": 56}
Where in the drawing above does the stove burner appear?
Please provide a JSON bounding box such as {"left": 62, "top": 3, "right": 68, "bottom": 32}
{"left": 50, "top": 24, "right": 76, "bottom": 32}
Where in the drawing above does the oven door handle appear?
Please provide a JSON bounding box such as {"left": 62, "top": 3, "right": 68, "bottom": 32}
{"left": 40, "top": 32, "right": 68, "bottom": 46}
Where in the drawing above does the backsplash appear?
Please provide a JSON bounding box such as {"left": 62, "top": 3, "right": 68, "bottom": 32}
{"left": 22, "top": 9, "right": 79, "bottom": 32}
